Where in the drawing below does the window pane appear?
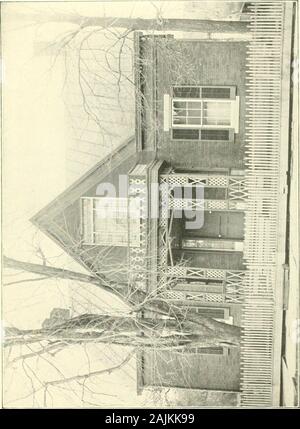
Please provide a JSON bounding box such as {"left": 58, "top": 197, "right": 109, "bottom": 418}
{"left": 204, "top": 187, "right": 227, "bottom": 199}
{"left": 173, "top": 86, "right": 200, "bottom": 98}
{"left": 187, "top": 101, "right": 202, "bottom": 109}
{"left": 173, "top": 116, "right": 186, "bottom": 125}
{"left": 187, "top": 117, "right": 201, "bottom": 125}
{"left": 217, "top": 119, "right": 231, "bottom": 126}
{"left": 82, "top": 197, "right": 135, "bottom": 246}
{"left": 172, "top": 129, "right": 200, "bottom": 140}
{"left": 187, "top": 109, "right": 201, "bottom": 117}
{"left": 173, "top": 109, "right": 186, "bottom": 117}
{"left": 194, "top": 307, "right": 225, "bottom": 319}
{"left": 202, "top": 101, "right": 231, "bottom": 126}
{"left": 173, "top": 100, "right": 187, "bottom": 125}
{"left": 173, "top": 101, "right": 186, "bottom": 109}
{"left": 202, "top": 87, "right": 231, "bottom": 99}
{"left": 200, "top": 129, "right": 230, "bottom": 141}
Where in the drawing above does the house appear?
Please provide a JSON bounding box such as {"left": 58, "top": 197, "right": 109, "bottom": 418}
{"left": 31, "top": 2, "right": 292, "bottom": 406}
{"left": 32, "top": 31, "right": 246, "bottom": 395}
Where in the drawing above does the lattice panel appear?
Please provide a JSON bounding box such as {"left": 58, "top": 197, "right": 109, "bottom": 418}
{"left": 207, "top": 176, "right": 229, "bottom": 187}
{"left": 166, "top": 265, "right": 187, "bottom": 277}
{"left": 187, "top": 177, "right": 207, "bottom": 186}
{"left": 162, "top": 173, "right": 230, "bottom": 188}
{"left": 205, "top": 269, "right": 227, "bottom": 280}
{"left": 167, "top": 175, "right": 189, "bottom": 185}
{"left": 128, "top": 175, "right": 148, "bottom": 289}
{"left": 158, "top": 177, "right": 170, "bottom": 288}
{"left": 225, "top": 283, "right": 244, "bottom": 303}
{"left": 205, "top": 200, "right": 228, "bottom": 210}
{"left": 185, "top": 292, "right": 224, "bottom": 303}
{"left": 186, "top": 267, "right": 209, "bottom": 279}
{"left": 166, "top": 266, "right": 233, "bottom": 281}
{"left": 169, "top": 198, "right": 240, "bottom": 212}
{"left": 228, "top": 177, "right": 247, "bottom": 201}
{"left": 162, "top": 265, "right": 245, "bottom": 304}
{"left": 160, "top": 291, "right": 224, "bottom": 303}
{"left": 160, "top": 290, "right": 186, "bottom": 300}
{"left": 169, "top": 198, "right": 205, "bottom": 210}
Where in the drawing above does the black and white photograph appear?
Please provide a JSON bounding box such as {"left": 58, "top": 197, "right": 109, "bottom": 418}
{"left": 0, "top": 0, "right": 299, "bottom": 409}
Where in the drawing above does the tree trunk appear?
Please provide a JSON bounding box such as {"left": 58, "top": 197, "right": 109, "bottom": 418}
{"left": 3, "top": 255, "right": 241, "bottom": 345}
{"left": 3, "top": 256, "right": 102, "bottom": 286}
{"left": 4, "top": 313, "right": 238, "bottom": 349}
{"left": 76, "top": 16, "right": 248, "bottom": 33}
{"left": 13, "top": 12, "right": 248, "bottom": 33}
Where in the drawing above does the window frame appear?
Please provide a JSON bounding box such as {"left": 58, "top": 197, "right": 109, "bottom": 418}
{"left": 172, "top": 97, "right": 234, "bottom": 129}
{"left": 80, "top": 197, "right": 140, "bottom": 247}
{"left": 171, "top": 128, "right": 235, "bottom": 143}
{"left": 169, "top": 85, "right": 239, "bottom": 142}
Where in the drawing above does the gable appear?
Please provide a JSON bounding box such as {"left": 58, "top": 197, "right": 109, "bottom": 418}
{"left": 31, "top": 137, "right": 137, "bottom": 281}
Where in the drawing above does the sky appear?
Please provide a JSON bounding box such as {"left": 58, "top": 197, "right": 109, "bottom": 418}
{"left": 1, "top": 0, "right": 243, "bottom": 408}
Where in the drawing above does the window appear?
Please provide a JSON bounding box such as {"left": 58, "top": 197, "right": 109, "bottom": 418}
{"left": 81, "top": 197, "right": 140, "bottom": 247}
{"left": 171, "top": 85, "right": 239, "bottom": 141}
{"left": 172, "top": 100, "right": 231, "bottom": 127}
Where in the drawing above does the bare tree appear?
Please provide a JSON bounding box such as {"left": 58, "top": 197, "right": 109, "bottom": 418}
{"left": 3, "top": 255, "right": 241, "bottom": 347}
{"left": 3, "top": 4, "right": 243, "bottom": 406}
{"left": 12, "top": 9, "right": 248, "bottom": 33}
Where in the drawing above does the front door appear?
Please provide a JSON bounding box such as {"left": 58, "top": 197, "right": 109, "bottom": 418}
{"left": 183, "top": 211, "right": 244, "bottom": 251}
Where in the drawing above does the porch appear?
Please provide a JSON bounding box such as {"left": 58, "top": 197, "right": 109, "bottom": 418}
{"left": 156, "top": 170, "right": 247, "bottom": 308}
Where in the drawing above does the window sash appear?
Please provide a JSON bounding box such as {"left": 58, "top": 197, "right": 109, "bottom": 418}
{"left": 81, "top": 197, "right": 140, "bottom": 247}
{"left": 172, "top": 98, "right": 232, "bottom": 129}
{"left": 172, "top": 85, "right": 235, "bottom": 100}
{"left": 171, "top": 128, "right": 233, "bottom": 142}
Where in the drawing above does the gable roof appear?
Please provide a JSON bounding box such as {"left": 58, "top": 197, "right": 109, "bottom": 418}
{"left": 31, "top": 136, "right": 136, "bottom": 228}
{"left": 31, "top": 136, "right": 136, "bottom": 273}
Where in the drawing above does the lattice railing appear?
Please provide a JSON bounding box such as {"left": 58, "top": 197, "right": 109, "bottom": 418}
{"left": 157, "top": 172, "right": 247, "bottom": 302}
{"left": 166, "top": 265, "right": 226, "bottom": 280}
{"left": 228, "top": 177, "right": 248, "bottom": 201}
{"left": 128, "top": 173, "right": 148, "bottom": 290}
{"left": 161, "top": 173, "right": 229, "bottom": 188}
{"left": 160, "top": 173, "right": 247, "bottom": 212}
{"left": 158, "top": 178, "right": 169, "bottom": 287}
{"left": 164, "top": 265, "right": 245, "bottom": 304}
{"left": 160, "top": 290, "right": 225, "bottom": 303}
{"left": 240, "top": 1, "right": 285, "bottom": 407}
